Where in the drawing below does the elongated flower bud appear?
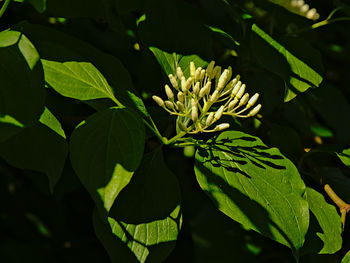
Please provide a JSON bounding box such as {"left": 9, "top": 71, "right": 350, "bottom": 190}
{"left": 177, "top": 91, "right": 184, "bottom": 103}
{"left": 195, "top": 67, "right": 202, "bottom": 82}
{"left": 200, "top": 69, "right": 205, "bottom": 81}
{"left": 152, "top": 95, "right": 164, "bottom": 107}
{"left": 176, "top": 101, "right": 185, "bottom": 112}
{"left": 228, "top": 98, "right": 239, "bottom": 111}
{"left": 231, "top": 81, "right": 242, "bottom": 98}
{"left": 214, "top": 123, "right": 230, "bottom": 131}
{"left": 181, "top": 77, "right": 186, "bottom": 92}
{"left": 247, "top": 93, "right": 259, "bottom": 108}
{"left": 190, "top": 61, "right": 196, "bottom": 77}
{"left": 165, "top": 100, "right": 175, "bottom": 110}
{"left": 193, "top": 82, "right": 200, "bottom": 96}
{"left": 183, "top": 77, "right": 193, "bottom": 92}
{"left": 206, "top": 112, "right": 214, "bottom": 126}
{"left": 236, "top": 84, "right": 246, "bottom": 99}
{"left": 177, "top": 67, "right": 184, "bottom": 79}
{"left": 227, "top": 66, "right": 232, "bottom": 82}
{"left": 217, "top": 69, "right": 229, "bottom": 91}
{"left": 214, "top": 105, "right": 224, "bottom": 120}
{"left": 178, "top": 120, "right": 188, "bottom": 132}
{"left": 210, "top": 90, "right": 220, "bottom": 103}
{"left": 248, "top": 104, "right": 262, "bottom": 117}
{"left": 168, "top": 74, "right": 178, "bottom": 89}
{"left": 165, "top": 84, "right": 174, "bottom": 101}
{"left": 206, "top": 61, "right": 215, "bottom": 77}
{"left": 213, "top": 66, "right": 222, "bottom": 80}
{"left": 238, "top": 93, "right": 249, "bottom": 107}
{"left": 191, "top": 99, "right": 198, "bottom": 121}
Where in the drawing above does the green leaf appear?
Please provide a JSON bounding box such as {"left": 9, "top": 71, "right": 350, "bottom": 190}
{"left": 342, "top": 250, "right": 350, "bottom": 263}
{"left": 70, "top": 107, "right": 145, "bottom": 217}
{"left": 0, "top": 115, "right": 24, "bottom": 143}
{"left": 194, "top": 130, "right": 309, "bottom": 252}
{"left": 302, "top": 187, "right": 342, "bottom": 254}
{"left": 95, "top": 148, "right": 182, "bottom": 263}
{"left": 42, "top": 60, "right": 119, "bottom": 104}
{"left": 251, "top": 24, "right": 323, "bottom": 102}
{"left": 14, "top": 22, "right": 147, "bottom": 115}
{"left": 26, "top": 0, "right": 46, "bottom": 13}
{"left": 0, "top": 108, "right": 68, "bottom": 191}
{"left": 0, "top": 30, "right": 45, "bottom": 125}
{"left": 149, "top": 47, "right": 208, "bottom": 78}
{"left": 337, "top": 148, "right": 350, "bottom": 168}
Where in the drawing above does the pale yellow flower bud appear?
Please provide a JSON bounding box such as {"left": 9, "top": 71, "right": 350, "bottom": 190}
{"left": 177, "top": 67, "right": 184, "bottom": 79}
{"left": 176, "top": 101, "right": 185, "bottom": 112}
{"left": 248, "top": 104, "right": 262, "bottom": 117}
{"left": 206, "top": 112, "right": 214, "bottom": 126}
{"left": 300, "top": 4, "right": 309, "bottom": 13}
{"left": 181, "top": 77, "right": 186, "bottom": 91}
{"left": 177, "top": 91, "right": 184, "bottom": 103}
{"left": 168, "top": 74, "right": 178, "bottom": 89}
{"left": 195, "top": 67, "right": 202, "bottom": 82}
{"left": 247, "top": 93, "right": 259, "bottom": 108}
{"left": 214, "top": 123, "right": 230, "bottom": 131}
{"left": 231, "top": 81, "right": 242, "bottom": 98}
{"left": 165, "top": 100, "right": 175, "bottom": 110}
{"left": 152, "top": 95, "right": 164, "bottom": 107}
{"left": 228, "top": 98, "right": 239, "bottom": 111}
{"left": 236, "top": 84, "right": 246, "bottom": 99}
{"left": 200, "top": 69, "right": 205, "bottom": 81}
{"left": 296, "top": 0, "right": 304, "bottom": 7}
{"left": 190, "top": 61, "right": 196, "bottom": 77}
{"left": 238, "top": 93, "right": 249, "bottom": 107}
{"left": 191, "top": 99, "right": 198, "bottom": 121}
{"left": 206, "top": 61, "right": 215, "bottom": 77}
{"left": 214, "top": 105, "right": 224, "bottom": 120}
{"left": 210, "top": 90, "right": 220, "bottom": 103}
{"left": 182, "top": 77, "right": 193, "bottom": 92}
{"left": 193, "top": 82, "right": 200, "bottom": 96}
{"left": 217, "top": 69, "right": 230, "bottom": 91}
{"left": 306, "top": 8, "right": 317, "bottom": 20}
{"left": 165, "top": 84, "right": 174, "bottom": 101}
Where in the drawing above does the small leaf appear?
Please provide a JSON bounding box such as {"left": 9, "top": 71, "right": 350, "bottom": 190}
{"left": 0, "top": 115, "right": 24, "bottom": 143}
{"left": 0, "top": 108, "right": 68, "bottom": 191}
{"left": 70, "top": 107, "right": 145, "bottom": 217}
{"left": 251, "top": 24, "right": 323, "bottom": 101}
{"left": 194, "top": 130, "right": 309, "bottom": 251}
{"left": 42, "top": 60, "right": 119, "bottom": 103}
{"left": 149, "top": 47, "right": 208, "bottom": 78}
{"left": 302, "top": 187, "right": 342, "bottom": 254}
{"left": 337, "top": 148, "right": 350, "bottom": 168}
{"left": 0, "top": 30, "right": 45, "bottom": 125}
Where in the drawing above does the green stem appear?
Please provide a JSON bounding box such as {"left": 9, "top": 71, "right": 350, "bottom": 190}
{"left": 0, "top": 0, "right": 11, "bottom": 19}
{"left": 172, "top": 142, "right": 197, "bottom": 148}
{"left": 165, "top": 131, "right": 187, "bottom": 145}
{"left": 111, "top": 96, "right": 124, "bottom": 108}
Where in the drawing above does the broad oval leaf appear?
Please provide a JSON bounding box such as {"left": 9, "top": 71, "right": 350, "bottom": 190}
{"left": 251, "top": 24, "right": 323, "bottom": 102}
{"left": 302, "top": 187, "right": 342, "bottom": 255}
{"left": 194, "top": 130, "right": 309, "bottom": 251}
{"left": 94, "top": 148, "right": 182, "bottom": 263}
{"left": 0, "top": 30, "right": 45, "bottom": 125}
{"left": 42, "top": 60, "right": 119, "bottom": 103}
{"left": 70, "top": 107, "right": 145, "bottom": 216}
{"left": 0, "top": 108, "right": 68, "bottom": 191}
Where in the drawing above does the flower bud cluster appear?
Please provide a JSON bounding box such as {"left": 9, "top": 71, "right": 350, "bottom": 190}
{"left": 152, "top": 61, "right": 261, "bottom": 134}
{"left": 289, "top": 0, "right": 320, "bottom": 20}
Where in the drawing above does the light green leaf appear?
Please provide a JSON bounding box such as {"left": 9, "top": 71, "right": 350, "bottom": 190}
{"left": 302, "top": 188, "right": 342, "bottom": 254}
{"left": 337, "top": 148, "right": 350, "bottom": 168}
{"left": 70, "top": 107, "right": 145, "bottom": 217}
{"left": 0, "top": 30, "right": 45, "bottom": 125}
{"left": 42, "top": 60, "right": 119, "bottom": 104}
{"left": 251, "top": 24, "right": 323, "bottom": 101}
{"left": 0, "top": 108, "right": 68, "bottom": 191}
{"left": 194, "top": 130, "right": 309, "bottom": 252}
{"left": 342, "top": 250, "right": 350, "bottom": 263}
{"left": 94, "top": 148, "right": 182, "bottom": 263}
{"left": 149, "top": 47, "right": 208, "bottom": 79}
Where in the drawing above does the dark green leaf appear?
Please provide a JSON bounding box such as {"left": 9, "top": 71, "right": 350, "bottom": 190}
{"left": 0, "top": 30, "right": 45, "bottom": 125}
{"left": 251, "top": 24, "right": 323, "bottom": 102}
{"left": 337, "top": 148, "right": 350, "bottom": 168}
{"left": 70, "top": 107, "right": 145, "bottom": 217}
{"left": 302, "top": 187, "right": 342, "bottom": 254}
{"left": 26, "top": 0, "right": 46, "bottom": 13}
{"left": 0, "top": 108, "right": 68, "bottom": 191}
{"left": 194, "top": 130, "right": 309, "bottom": 251}
{"left": 0, "top": 115, "right": 24, "bottom": 143}
{"left": 150, "top": 47, "right": 208, "bottom": 79}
